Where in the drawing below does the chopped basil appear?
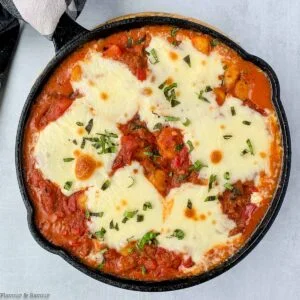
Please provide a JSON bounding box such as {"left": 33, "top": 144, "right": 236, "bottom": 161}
{"left": 143, "top": 148, "right": 160, "bottom": 158}
{"left": 162, "top": 82, "right": 181, "bottom": 107}
{"left": 210, "top": 39, "right": 220, "bottom": 47}
{"left": 90, "top": 211, "right": 104, "bottom": 217}
{"left": 122, "top": 210, "right": 138, "bottom": 223}
{"left": 85, "top": 210, "right": 90, "bottom": 219}
{"left": 153, "top": 122, "right": 163, "bottom": 131}
{"left": 242, "top": 120, "right": 251, "bottom": 125}
{"left": 146, "top": 48, "right": 159, "bottom": 64}
{"left": 137, "top": 214, "right": 144, "bottom": 222}
{"left": 127, "top": 37, "right": 133, "bottom": 48}
{"left": 247, "top": 139, "right": 254, "bottom": 155}
{"left": 197, "top": 88, "right": 210, "bottom": 103}
{"left": 94, "top": 227, "right": 106, "bottom": 240}
{"left": 101, "top": 180, "right": 111, "bottom": 190}
{"left": 64, "top": 181, "right": 72, "bottom": 191}
{"left": 187, "top": 140, "right": 194, "bottom": 153}
{"left": 189, "top": 160, "right": 208, "bottom": 172}
{"left": 204, "top": 195, "right": 217, "bottom": 202}
{"left": 76, "top": 121, "right": 84, "bottom": 126}
{"left": 224, "top": 171, "right": 230, "bottom": 180}
{"left": 72, "top": 139, "right": 77, "bottom": 145}
{"left": 158, "top": 81, "right": 166, "bottom": 90}
{"left": 205, "top": 85, "right": 212, "bottom": 92}
{"left": 241, "top": 149, "right": 249, "bottom": 156}
{"left": 63, "top": 157, "right": 74, "bottom": 162}
{"left": 175, "top": 144, "right": 184, "bottom": 152}
{"left": 85, "top": 118, "right": 94, "bottom": 134}
{"left": 164, "top": 115, "right": 180, "bottom": 122}
{"left": 177, "top": 173, "right": 189, "bottom": 182}
{"left": 97, "top": 262, "right": 105, "bottom": 270}
{"left": 208, "top": 174, "right": 217, "bottom": 192}
{"left": 137, "top": 231, "right": 160, "bottom": 249}
{"left": 143, "top": 201, "right": 152, "bottom": 211}
{"left": 223, "top": 135, "right": 233, "bottom": 140}
{"left": 80, "top": 138, "right": 86, "bottom": 149}
{"left": 128, "top": 176, "right": 135, "bottom": 188}
{"left": 170, "top": 27, "right": 179, "bottom": 37}
{"left": 187, "top": 199, "right": 193, "bottom": 209}
{"left": 109, "top": 220, "right": 119, "bottom": 231}
{"left": 182, "top": 118, "right": 191, "bottom": 127}
{"left": 141, "top": 265, "right": 147, "bottom": 275}
{"left": 224, "top": 182, "right": 234, "bottom": 190}
{"left": 136, "top": 36, "right": 146, "bottom": 44}
{"left": 169, "top": 229, "right": 185, "bottom": 240}
{"left": 183, "top": 55, "right": 191, "bottom": 67}
{"left": 231, "top": 106, "right": 236, "bottom": 116}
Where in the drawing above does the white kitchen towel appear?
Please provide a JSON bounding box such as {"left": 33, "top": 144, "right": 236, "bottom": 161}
{"left": 0, "top": 0, "right": 86, "bottom": 37}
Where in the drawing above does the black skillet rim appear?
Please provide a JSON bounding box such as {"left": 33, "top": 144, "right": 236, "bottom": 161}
{"left": 15, "top": 16, "right": 291, "bottom": 292}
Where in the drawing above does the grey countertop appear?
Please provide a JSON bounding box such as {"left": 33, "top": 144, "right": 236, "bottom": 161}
{"left": 0, "top": 0, "right": 299, "bottom": 299}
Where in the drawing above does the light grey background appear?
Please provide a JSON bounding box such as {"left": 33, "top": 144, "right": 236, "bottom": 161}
{"left": 0, "top": 0, "right": 299, "bottom": 299}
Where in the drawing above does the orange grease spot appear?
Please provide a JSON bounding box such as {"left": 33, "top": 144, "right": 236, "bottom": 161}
{"left": 75, "top": 154, "right": 97, "bottom": 180}
{"left": 100, "top": 92, "right": 109, "bottom": 101}
{"left": 211, "top": 150, "right": 223, "bottom": 164}
{"left": 169, "top": 51, "right": 178, "bottom": 60}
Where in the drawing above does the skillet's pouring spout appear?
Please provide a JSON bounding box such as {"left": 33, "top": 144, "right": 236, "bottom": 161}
{"left": 52, "top": 13, "right": 89, "bottom": 53}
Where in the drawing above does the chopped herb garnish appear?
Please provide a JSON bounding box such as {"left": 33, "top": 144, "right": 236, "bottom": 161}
{"left": 137, "top": 215, "right": 144, "bottom": 222}
{"left": 204, "top": 195, "right": 217, "bottom": 202}
{"left": 164, "top": 115, "right": 180, "bottom": 122}
{"left": 141, "top": 265, "right": 147, "bottom": 275}
{"left": 246, "top": 139, "right": 254, "bottom": 155}
{"left": 76, "top": 122, "right": 84, "bottom": 126}
{"left": 187, "top": 140, "right": 194, "bottom": 153}
{"left": 177, "top": 173, "right": 189, "bottom": 182}
{"left": 72, "top": 139, "right": 77, "bottom": 145}
{"left": 175, "top": 144, "right": 184, "bottom": 152}
{"left": 197, "top": 89, "right": 210, "bottom": 103}
{"left": 94, "top": 227, "right": 106, "bottom": 240}
{"left": 224, "top": 172, "right": 230, "bottom": 180}
{"left": 109, "top": 220, "right": 119, "bottom": 231}
{"left": 136, "top": 36, "right": 146, "bottom": 44}
{"left": 153, "top": 122, "right": 163, "bottom": 131}
{"left": 143, "top": 201, "right": 152, "bottom": 211}
{"left": 205, "top": 85, "right": 212, "bottom": 92}
{"left": 224, "top": 182, "right": 234, "bottom": 190}
{"left": 241, "top": 149, "right": 249, "bottom": 156}
{"left": 223, "top": 135, "right": 233, "bottom": 140}
{"left": 63, "top": 157, "right": 74, "bottom": 162}
{"left": 161, "top": 82, "right": 180, "bottom": 107}
{"left": 127, "top": 37, "right": 133, "bottom": 48}
{"left": 187, "top": 199, "right": 193, "bottom": 209}
{"left": 210, "top": 39, "right": 220, "bottom": 47}
{"left": 182, "top": 118, "right": 191, "bottom": 127}
{"left": 85, "top": 210, "right": 90, "bottom": 219}
{"left": 183, "top": 55, "right": 191, "bottom": 67}
{"left": 97, "top": 262, "right": 105, "bottom": 270}
{"left": 169, "top": 229, "right": 185, "bottom": 240}
{"left": 189, "top": 160, "right": 208, "bottom": 172}
{"left": 144, "top": 148, "right": 160, "bottom": 158}
{"left": 80, "top": 138, "right": 86, "bottom": 149}
{"left": 64, "top": 181, "right": 72, "bottom": 191}
{"left": 123, "top": 210, "right": 138, "bottom": 223}
{"left": 242, "top": 120, "right": 251, "bottom": 125}
{"left": 85, "top": 118, "right": 94, "bottom": 134}
{"left": 208, "top": 174, "right": 217, "bottom": 192}
{"left": 90, "top": 211, "right": 104, "bottom": 217}
{"left": 137, "top": 231, "right": 160, "bottom": 249}
{"left": 127, "top": 176, "right": 135, "bottom": 188}
{"left": 170, "top": 27, "right": 179, "bottom": 37}
{"left": 231, "top": 106, "right": 236, "bottom": 116}
{"left": 146, "top": 48, "right": 159, "bottom": 64}
{"left": 101, "top": 180, "right": 111, "bottom": 191}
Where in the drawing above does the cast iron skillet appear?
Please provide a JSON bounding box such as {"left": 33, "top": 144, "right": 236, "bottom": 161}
{"left": 15, "top": 13, "right": 291, "bottom": 291}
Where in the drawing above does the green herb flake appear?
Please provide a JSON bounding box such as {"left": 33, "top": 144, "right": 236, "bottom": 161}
{"left": 204, "top": 195, "right": 217, "bottom": 202}
{"left": 136, "top": 36, "right": 146, "bottom": 44}
{"left": 170, "top": 27, "right": 179, "bottom": 37}
{"left": 189, "top": 160, "right": 208, "bottom": 172}
{"left": 97, "top": 262, "right": 105, "bottom": 270}
{"left": 76, "top": 122, "right": 84, "bottom": 126}
{"left": 94, "top": 227, "right": 106, "bottom": 240}
{"left": 224, "top": 182, "right": 234, "bottom": 190}
{"left": 63, "top": 157, "right": 74, "bottom": 162}
{"left": 137, "top": 231, "right": 160, "bottom": 249}
{"left": 186, "top": 140, "right": 194, "bottom": 153}
{"left": 85, "top": 118, "right": 94, "bottom": 134}
{"left": 158, "top": 81, "right": 166, "bottom": 90}
{"left": 109, "top": 220, "right": 119, "bottom": 231}
{"left": 247, "top": 138, "right": 254, "bottom": 155}
{"left": 205, "top": 85, "right": 212, "bottom": 92}
{"left": 164, "top": 115, "right": 180, "bottom": 122}
{"left": 223, "top": 135, "right": 233, "bottom": 140}
{"left": 182, "top": 118, "right": 191, "bottom": 127}
{"left": 162, "top": 82, "right": 181, "bottom": 107}
{"left": 243, "top": 120, "right": 251, "bottom": 126}
{"left": 85, "top": 210, "right": 90, "bottom": 219}
{"left": 146, "top": 48, "right": 159, "bottom": 64}
{"left": 197, "top": 90, "right": 210, "bottom": 103}
{"left": 210, "top": 39, "right": 220, "bottom": 47}
{"left": 64, "top": 181, "right": 72, "bottom": 191}
{"left": 183, "top": 55, "right": 191, "bottom": 67}
{"left": 127, "top": 37, "right": 133, "bottom": 48}
{"left": 231, "top": 106, "right": 236, "bottom": 116}
{"left": 208, "top": 174, "right": 217, "bottom": 192}
{"left": 153, "top": 123, "right": 163, "bottom": 131}
{"left": 224, "top": 172, "right": 230, "bottom": 180}
{"left": 187, "top": 199, "right": 193, "bottom": 209}
{"left": 141, "top": 265, "right": 147, "bottom": 275}
{"left": 169, "top": 229, "right": 185, "bottom": 240}
{"left": 72, "top": 139, "right": 77, "bottom": 145}
{"left": 175, "top": 144, "right": 184, "bottom": 152}
{"left": 101, "top": 179, "right": 111, "bottom": 191}
{"left": 143, "top": 201, "right": 152, "bottom": 211}
{"left": 124, "top": 210, "right": 138, "bottom": 219}
{"left": 128, "top": 176, "right": 135, "bottom": 188}
{"left": 137, "top": 215, "right": 144, "bottom": 222}
{"left": 90, "top": 212, "right": 104, "bottom": 217}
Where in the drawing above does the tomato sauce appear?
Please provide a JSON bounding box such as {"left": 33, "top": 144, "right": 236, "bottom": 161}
{"left": 22, "top": 25, "right": 281, "bottom": 280}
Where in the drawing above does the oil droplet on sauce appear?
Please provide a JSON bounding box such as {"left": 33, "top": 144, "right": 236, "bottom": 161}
{"left": 100, "top": 92, "right": 109, "bottom": 101}
{"left": 169, "top": 51, "right": 178, "bottom": 60}
{"left": 75, "top": 154, "right": 97, "bottom": 180}
{"left": 210, "top": 150, "right": 223, "bottom": 164}
{"left": 142, "top": 87, "right": 153, "bottom": 96}
{"left": 77, "top": 127, "right": 85, "bottom": 135}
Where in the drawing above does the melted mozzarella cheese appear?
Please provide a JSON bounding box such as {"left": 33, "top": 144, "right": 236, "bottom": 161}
{"left": 33, "top": 35, "right": 274, "bottom": 264}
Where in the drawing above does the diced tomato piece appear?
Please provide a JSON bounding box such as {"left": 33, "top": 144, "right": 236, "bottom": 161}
{"left": 136, "top": 67, "right": 147, "bottom": 81}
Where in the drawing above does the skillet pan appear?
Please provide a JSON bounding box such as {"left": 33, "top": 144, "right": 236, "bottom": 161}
{"left": 15, "top": 12, "right": 291, "bottom": 291}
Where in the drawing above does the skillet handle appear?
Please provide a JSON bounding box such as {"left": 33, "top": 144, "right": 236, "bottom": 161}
{"left": 52, "top": 13, "right": 89, "bottom": 53}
